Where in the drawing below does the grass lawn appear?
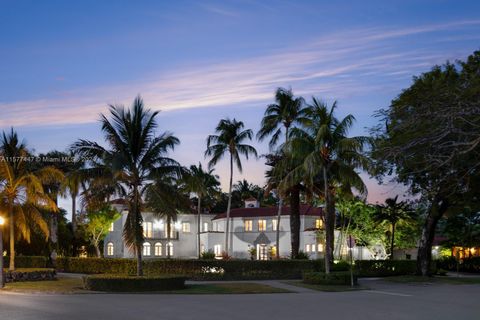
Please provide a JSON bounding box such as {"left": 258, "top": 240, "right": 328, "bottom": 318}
{"left": 2, "top": 277, "right": 289, "bottom": 294}
{"left": 382, "top": 275, "right": 480, "bottom": 285}
{"left": 283, "top": 280, "right": 368, "bottom": 292}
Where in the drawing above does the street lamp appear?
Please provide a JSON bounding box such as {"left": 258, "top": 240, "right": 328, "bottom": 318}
{"left": 0, "top": 216, "right": 5, "bottom": 288}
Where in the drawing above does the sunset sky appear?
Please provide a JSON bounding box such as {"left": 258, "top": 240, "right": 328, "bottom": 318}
{"left": 1, "top": 0, "right": 479, "bottom": 214}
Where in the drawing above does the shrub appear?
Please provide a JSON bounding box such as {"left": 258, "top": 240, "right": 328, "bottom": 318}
{"left": 200, "top": 251, "right": 216, "bottom": 260}
{"left": 5, "top": 268, "right": 56, "bottom": 283}
{"left": 354, "top": 260, "right": 433, "bottom": 277}
{"left": 3, "top": 256, "right": 48, "bottom": 268}
{"left": 437, "top": 256, "right": 480, "bottom": 273}
{"left": 83, "top": 274, "right": 186, "bottom": 292}
{"left": 295, "top": 251, "right": 310, "bottom": 260}
{"left": 303, "top": 271, "right": 357, "bottom": 285}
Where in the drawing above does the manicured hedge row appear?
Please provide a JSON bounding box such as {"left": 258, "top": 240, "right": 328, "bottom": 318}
{"left": 57, "top": 257, "right": 321, "bottom": 280}
{"left": 355, "top": 260, "right": 430, "bottom": 277}
{"left": 5, "top": 268, "right": 56, "bottom": 283}
{"left": 303, "top": 271, "right": 357, "bottom": 285}
{"left": 437, "top": 257, "right": 480, "bottom": 273}
{"left": 3, "top": 256, "right": 48, "bottom": 268}
{"left": 83, "top": 275, "right": 186, "bottom": 292}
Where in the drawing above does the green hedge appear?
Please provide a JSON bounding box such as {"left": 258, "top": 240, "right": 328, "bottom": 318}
{"left": 303, "top": 271, "right": 357, "bottom": 285}
{"left": 3, "top": 256, "right": 48, "bottom": 268}
{"left": 57, "top": 257, "right": 320, "bottom": 280}
{"left": 355, "top": 260, "right": 425, "bottom": 277}
{"left": 437, "top": 257, "right": 480, "bottom": 273}
{"left": 83, "top": 274, "right": 186, "bottom": 292}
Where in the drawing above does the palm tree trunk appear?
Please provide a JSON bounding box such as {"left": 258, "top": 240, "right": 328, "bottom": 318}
{"left": 390, "top": 222, "right": 395, "bottom": 260}
{"left": 289, "top": 186, "right": 300, "bottom": 259}
{"left": 323, "top": 166, "right": 334, "bottom": 274}
{"left": 197, "top": 197, "right": 202, "bottom": 259}
{"left": 276, "top": 198, "right": 282, "bottom": 259}
{"left": 8, "top": 203, "right": 15, "bottom": 271}
{"left": 71, "top": 193, "right": 77, "bottom": 233}
{"left": 133, "top": 184, "right": 143, "bottom": 276}
{"left": 225, "top": 153, "right": 233, "bottom": 256}
{"left": 167, "top": 216, "right": 171, "bottom": 259}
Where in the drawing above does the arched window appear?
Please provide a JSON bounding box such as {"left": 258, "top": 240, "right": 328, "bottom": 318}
{"left": 167, "top": 242, "right": 173, "bottom": 256}
{"left": 154, "top": 242, "right": 162, "bottom": 256}
{"left": 143, "top": 242, "right": 151, "bottom": 256}
{"left": 107, "top": 242, "right": 114, "bottom": 256}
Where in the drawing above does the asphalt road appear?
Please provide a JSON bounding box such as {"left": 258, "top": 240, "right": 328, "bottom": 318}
{"left": 0, "top": 280, "right": 478, "bottom": 320}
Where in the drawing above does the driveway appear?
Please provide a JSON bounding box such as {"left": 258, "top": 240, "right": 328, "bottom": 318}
{"left": 0, "top": 278, "right": 478, "bottom": 320}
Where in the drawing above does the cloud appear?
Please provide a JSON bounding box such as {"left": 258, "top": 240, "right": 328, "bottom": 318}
{"left": 1, "top": 20, "right": 479, "bottom": 128}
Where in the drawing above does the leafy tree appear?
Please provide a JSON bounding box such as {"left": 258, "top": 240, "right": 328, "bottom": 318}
{"left": 205, "top": 118, "right": 257, "bottom": 255}
{"left": 0, "top": 130, "right": 63, "bottom": 270}
{"left": 85, "top": 206, "right": 120, "bottom": 257}
{"left": 72, "top": 96, "right": 179, "bottom": 275}
{"left": 441, "top": 208, "right": 480, "bottom": 256}
{"left": 181, "top": 163, "right": 220, "bottom": 258}
{"left": 371, "top": 51, "right": 480, "bottom": 275}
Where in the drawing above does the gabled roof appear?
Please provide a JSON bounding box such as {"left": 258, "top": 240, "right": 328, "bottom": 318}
{"left": 213, "top": 204, "right": 323, "bottom": 220}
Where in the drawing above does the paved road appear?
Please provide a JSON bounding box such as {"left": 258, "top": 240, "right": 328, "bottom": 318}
{"left": 0, "top": 279, "right": 478, "bottom": 320}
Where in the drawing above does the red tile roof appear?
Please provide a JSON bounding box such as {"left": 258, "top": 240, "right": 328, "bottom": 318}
{"left": 213, "top": 204, "right": 323, "bottom": 220}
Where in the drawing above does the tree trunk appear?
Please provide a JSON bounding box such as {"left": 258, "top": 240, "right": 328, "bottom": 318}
{"left": 416, "top": 197, "right": 448, "bottom": 276}
{"left": 276, "top": 198, "right": 282, "bottom": 259}
{"left": 167, "top": 216, "right": 171, "bottom": 259}
{"left": 95, "top": 244, "right": 101, "bottom": 257}
{"left": 323, "top": 166, "right": 335, "bottom": 274}
{"left": 71, "top": 193, "right": 77, "bottom": 232}
{"left": 225, "top": 153, "right": 233, "bottom": 256}
{"left": 289, "top": 186, "right": 300, "bottom": 259}
{"left": 197, "top": 197, "right": 202, "bottom": 259}
{"left": 8, "top": 204, "right": 15, "bottom": 271}
{"left": 390, "top": 223, "right": 395, "bottom": 260}
{"left": 133, "top": 184, "right": 143, "bottom": 276}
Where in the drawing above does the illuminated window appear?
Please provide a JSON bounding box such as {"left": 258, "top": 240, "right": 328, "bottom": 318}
{"left": 203, "top": 222, "right": 209, "bottom": 232}
{"left": 305, "top": 244, "right": 311, "bottom": 252}
{"left": 182, "top": 222, "right": 191, "bottom": 233}
{"left": 315, "top": 219, "right": 323, "bottom": 229}
{"left": 272, "top": 219, "right": 278, "bottom": 231}
{"left": 109, "top": 222, "right": 114, "bottom": 232}
{"left": 107, "top": 242, "right": 114, "bottom": 256}
{"left": 143, "top": 222, "right": 153, "bottom": 238}
{"left": 244, "top": 220, "right": 253, "bottom": 232}
{"left": 317, "top": 243, "right": 324, "bottom": 252}
{"left": 258, "top": 219, "right": 266, "bottom": 231}
{"left": 164, "top": 225, "right": 175, "bottom": 238}
{"left": 258, "top": 244, "right": 268, "bottom": 260}
{"left": 167, "top": 242, "right": 174, "bottom": 256}
{"left": 270, "top": 245, "right": 277, "bottom": 257}
{"left": 214, "top": 244, "right": 222, "bottom": 257}
{"left": 154, "top": 242, "right": 162, "bottom": 256}
{"left": 143, "top": 242, "right": 151, "bottom": 256}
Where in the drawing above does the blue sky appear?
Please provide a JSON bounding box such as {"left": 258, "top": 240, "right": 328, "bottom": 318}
{"left": 1, "top": 0, "right": 479, "bottom": 213}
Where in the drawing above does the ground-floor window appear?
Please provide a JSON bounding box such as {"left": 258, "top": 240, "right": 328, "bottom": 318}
{"left": 107, "top": 242, "right": 114, "bottom": 256}
{"left": 154, "top": 242, "right": 162, "bottom": 256}
{"left": 214, "top": 244, "right": 222, "bottom": 257}
{"left": 167, "top": 242, "right": 174, "bottom": 256}
{"left": 270, "top": 245, "right": 277, "bottom": 258}
{"left": 143, "top": 242, "right": 151, "bottom": 256}
{"left": 257, "top": 244, "right": 268, "bottom": 260}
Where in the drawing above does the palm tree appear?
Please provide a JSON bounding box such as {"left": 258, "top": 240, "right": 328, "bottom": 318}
{"left": 205, "top": 118, "right": 257, "bottom": 256}
{"left": 286, "top": 98, "right": 370, "bottom": 273}
{"left": 61, "top": 151, "right": 85, "bottom": 233}
{"left": 258, "top": 87, "right": 306, "bottom": 258}
{"left": 0, "top": 129, "right": 63, "bottom": 270}
{"left": 375, "top": 196, "right": 413, "bottom": 260}
{"left": 72, "top": 96, "right": 179, "bottom": 275}
{"left": 146, "top": 176, "right": 190, "bottom": 259}
{"left": 181, "top": 163, "right": 220, "bottom": 258}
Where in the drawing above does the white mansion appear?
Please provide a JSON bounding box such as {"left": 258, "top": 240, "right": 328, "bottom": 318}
{"left": 104, "top": 198, "right": 382, "bottom": 260}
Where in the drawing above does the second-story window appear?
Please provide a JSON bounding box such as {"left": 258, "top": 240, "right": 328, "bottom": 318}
{"left": 258, "top": 219, "right": 266, "bottom": 231}
{"left": 182, "top": 222, "right": 191, "bottom": 233}
{"left": 272, "top": 219, "right": 278, "bottom": 231}
{"left": 109, "top": 222, "right": 114, "bottom": 232}
{"left": 143, "top": 222, "right": 153, "bottom": 238}
{"left": 244, "top": 220, "right": 253, "bottom": 232}
{"left": 203, "top": 222, "right": 209, "bottom": 232}
{"left": 315, "top": 219, "right": 324, "bottom": 229}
